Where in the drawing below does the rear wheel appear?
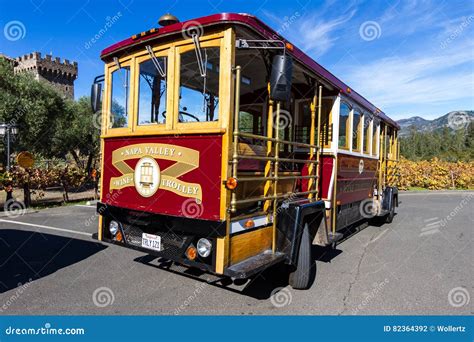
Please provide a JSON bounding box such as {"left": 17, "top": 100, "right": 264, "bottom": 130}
{"left": 385, "top": 196, "right": 396, "bottom": 223}
{"left": 289, "top": 223, "right": 315, "bottom": 289}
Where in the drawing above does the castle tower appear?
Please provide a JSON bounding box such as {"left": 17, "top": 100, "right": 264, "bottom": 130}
{"left": 14, "top": 52, "right": 78, "bottom": 99}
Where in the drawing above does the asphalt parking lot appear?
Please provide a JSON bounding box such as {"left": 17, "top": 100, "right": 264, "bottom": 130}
{"left": 0, "top": 191, "right": 472, "bottom": 315}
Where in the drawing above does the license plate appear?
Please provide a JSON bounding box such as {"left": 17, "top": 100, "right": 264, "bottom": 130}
{"left": 141, "top": 233, "right": 162, "bottom": 251}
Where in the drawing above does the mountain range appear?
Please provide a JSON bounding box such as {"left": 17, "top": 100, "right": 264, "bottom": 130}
{"left": 397, "top": 110, "right": 474, "bottom": 137}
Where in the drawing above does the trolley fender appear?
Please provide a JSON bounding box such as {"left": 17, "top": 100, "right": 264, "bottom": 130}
{"left": 382, "top": 187, "right": 398, "bottom": 211}
{"left": 276, "top": 199, "right": 325, "bottom": 265}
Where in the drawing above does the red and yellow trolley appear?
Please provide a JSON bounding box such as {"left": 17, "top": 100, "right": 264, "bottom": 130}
{"left": 91, "top": 13, "right": 400, "bottom": 289}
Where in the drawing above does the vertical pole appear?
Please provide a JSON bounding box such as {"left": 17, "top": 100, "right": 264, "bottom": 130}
{"left": 6, "top": 126, "right": 11, "bottom": 171}
{"left": 272, "top": 101, "right": 281, "bottom": 253}
{"left": 307, "top": 88, "right": 317, "bottom": 199}
{"left": 230, "top": 66, "right": 241, "bottom": 213}
{"left": 263, "top": 84, "right": 274, "bottom": 212}
{"left": 331, "top": 155, "right": 338, "bottom": 235}
{"left": 377, "top": 126, "right": 382, "bottom": 196}
{"left": 382, "top": 125, "right": 387, "bottom": 189}
{"left": 315, "top": 85, "right": 322, "bottom": 197}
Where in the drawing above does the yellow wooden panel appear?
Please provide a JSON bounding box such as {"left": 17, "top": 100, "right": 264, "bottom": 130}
{"left": 230, "top": 226, "right": 272, "bottom": 265}
{"left": 215, "top": 237, "right": 227, "bottom": 274}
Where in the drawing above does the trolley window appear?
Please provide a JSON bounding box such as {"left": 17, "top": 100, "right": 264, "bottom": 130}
{"left": 352, "top": 110, "right": 361, "bottom": 152}
{"left": 137, "top": 56, "right": 167, "bottom": 125}
{"left": 363, "top": 115, "right": 371, "bottom": 154}
{"left": 338, "top": 103, "right": 350, "bottom": 149}
{"left": 110, "top": 66, "right": 131, "bottom": 128}
{"left": 178, "top": 47, "right": 220, "bottom": 123}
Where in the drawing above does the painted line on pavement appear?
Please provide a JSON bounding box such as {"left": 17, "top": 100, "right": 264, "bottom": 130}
{"left": 0, "top": 219, "right": 91, "bottom": 237}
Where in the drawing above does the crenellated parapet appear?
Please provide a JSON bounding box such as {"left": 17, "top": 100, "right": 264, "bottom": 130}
{"left": 14, "top": 51, "right": 78, "bottom": 98}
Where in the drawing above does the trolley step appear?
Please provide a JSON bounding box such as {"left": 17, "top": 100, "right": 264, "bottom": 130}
{"left": 225, "top": 250, "right": 286, "bottom": 279}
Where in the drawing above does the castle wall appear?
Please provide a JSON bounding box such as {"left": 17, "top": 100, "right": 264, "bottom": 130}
{"left": 14, "top": 52, "right": 78, "bottom": 98}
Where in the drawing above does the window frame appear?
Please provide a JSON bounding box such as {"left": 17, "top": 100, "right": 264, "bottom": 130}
{"left": 351, "top": 109, "right": 362, "bottom": 152}
{"left": 102, "top": 30, "right": 229, "bottom": 138}
{"left": 372, "top": 120, "right": 380, "bottom": 156}
{"left": 338, "top": 101, "right": 351, "bottom": 150}
{"left": 133, "top": 47, "right": 171, "bottom": 133}
{"left": 174, "top": 38, "right": 224, "bottom": 131}
{"left": 105, "top": 58, "right": 133, "bottom": 136}
{"left": 362, "top": 113, "right": 372, "bottom": 154}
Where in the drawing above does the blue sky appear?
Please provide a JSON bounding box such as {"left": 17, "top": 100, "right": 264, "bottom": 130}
{"left": 1, "top": 0, "right": 473, "bottom": 120}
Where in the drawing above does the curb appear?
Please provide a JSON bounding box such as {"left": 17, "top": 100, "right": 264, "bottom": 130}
{"left": 0, "top": 208, "right": 39, "bottom": 218}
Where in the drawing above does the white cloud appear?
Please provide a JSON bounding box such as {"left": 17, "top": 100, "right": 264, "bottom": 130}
{"left": 262, "top": 3, "right": 357, "bottom": 57}
{"left": 296, "top": 9, "right": 356, "bottom": 56}
{"left": 340, "top": 40, "right": 474, "bottom": 113}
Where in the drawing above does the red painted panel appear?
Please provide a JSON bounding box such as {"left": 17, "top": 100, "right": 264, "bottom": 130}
{"left": 319, "top": 156, "right": 334, "bottom": 199}
{"left": 299, "top": 155, "right": 332, "bottom": 199}
{"left": 101, "top": 135, "right": 222, "bottom": 221}
{"left": 336, "top": 154, "right": 378, "bottom": 205}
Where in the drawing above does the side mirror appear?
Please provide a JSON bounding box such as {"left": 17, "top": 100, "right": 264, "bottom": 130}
{"left": 91, "top": 83, "right": 102, "bottom": 113}
{"left": 269, "top": 54, "right": 293, "bottom": 102}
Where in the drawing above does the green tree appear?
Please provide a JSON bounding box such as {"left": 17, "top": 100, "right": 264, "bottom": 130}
{"left": 400, "top": 123, "right": 474, "bottom": 162}
{"left": 0, "top": 57, "right": 99, "bottom": 172}
{"left": 52, "top": 97, "right": 100, "bottom": 173}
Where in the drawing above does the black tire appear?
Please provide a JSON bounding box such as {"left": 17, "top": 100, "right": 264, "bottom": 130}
{"left": 385, "top": 197, "right": 396, "bottom": 223}
{"left": 289, "top": 223, "right": 315, "bottom": 290}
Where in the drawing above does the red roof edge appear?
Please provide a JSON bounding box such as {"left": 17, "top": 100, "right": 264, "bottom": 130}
{"left": 100, "top": 13, "right": 399, "bottom": 129}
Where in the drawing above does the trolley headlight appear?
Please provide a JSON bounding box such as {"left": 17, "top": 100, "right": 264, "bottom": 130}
{"left": 196, "top": 238, "right": 212, "bottom": 258}
{"left": 109, "top": 220, "right": 119, "bottom": 236}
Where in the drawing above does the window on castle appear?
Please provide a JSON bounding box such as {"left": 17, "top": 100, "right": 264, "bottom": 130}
{"left": 111, "top": 66, "right": 130, "bottom": 128}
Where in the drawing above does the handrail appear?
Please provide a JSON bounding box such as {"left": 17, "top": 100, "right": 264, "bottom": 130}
{"left": 238, "top": 175, "right": 319, "bottom": 182}
{"left": 233, "top": 190, "right": 319, "bottom": 206}
{"left": 230, "top": 66, "right": 322, "bottom": 218}
{"left": 236, "top": 154, "right": 319, "bottom": 164}
{"left": 236, "top": 131, "right": 320, "bottom": 150}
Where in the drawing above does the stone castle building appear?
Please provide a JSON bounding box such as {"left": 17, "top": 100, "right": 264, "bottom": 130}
{"left": 1, "top": 52, "right": 78, "bottom": 99}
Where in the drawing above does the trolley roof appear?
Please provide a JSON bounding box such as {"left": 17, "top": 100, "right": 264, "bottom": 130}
{"left": 101, "top": 13, "right": 399, "bottom": 129}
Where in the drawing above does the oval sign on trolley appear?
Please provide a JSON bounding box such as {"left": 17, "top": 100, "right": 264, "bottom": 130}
{"left": 16, "top": 151, "right": 35, "bottom": 169}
